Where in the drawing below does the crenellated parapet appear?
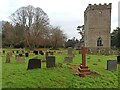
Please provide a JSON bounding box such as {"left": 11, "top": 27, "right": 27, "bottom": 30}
{"left": 84, "top": 3, "right": 112, "bottom": 14}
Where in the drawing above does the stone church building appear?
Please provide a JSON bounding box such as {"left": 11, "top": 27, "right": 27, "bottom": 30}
{"left": 84, "top": 3, "right": 112, "bottom": 51}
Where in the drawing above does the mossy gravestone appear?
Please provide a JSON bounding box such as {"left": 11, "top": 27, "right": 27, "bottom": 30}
{"left": 27, "top": 59, "right": 41, "bottom": 70}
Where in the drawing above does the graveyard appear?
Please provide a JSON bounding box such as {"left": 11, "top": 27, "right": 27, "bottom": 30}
{"left": 1, "top": 1, "right": 120, "bottom": 89}
{"left": 1, "top": 48, "right": 119, "bottom": 88}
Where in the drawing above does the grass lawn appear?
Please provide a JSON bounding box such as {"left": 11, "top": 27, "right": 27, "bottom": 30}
{"left": 1, "top": 48, "right": 119, "bottom": 88}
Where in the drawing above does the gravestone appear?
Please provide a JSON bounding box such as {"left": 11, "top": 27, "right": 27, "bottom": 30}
{"left": 27, "top": 59, "right": 41, "bottom": 70}
{"left": 64, "top": 56, "right": 73, "bottom": 63}
{"left": 117, "top": 56, "right": 120, "bottom": 64}
{"left": 25, "top": 53, "right": 29, "bottom": 57}
{"left": 107, "top": 60, "right": 117, "bottom": 71}
{"left": 68, "top": 47, "right": 73, "bottom": 56}
{"left": 46, "top": 56, "right": 55, "bottom": 68}
{"left": 16, "top": 55, "right": 25, "bottom": 63}
{"left": 6, "top": 52, "right": 11, "bottom": 63}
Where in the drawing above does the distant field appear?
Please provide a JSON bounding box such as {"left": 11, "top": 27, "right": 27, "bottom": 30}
{"left": 1, "top": 48, "right": 119, "bottom": 88}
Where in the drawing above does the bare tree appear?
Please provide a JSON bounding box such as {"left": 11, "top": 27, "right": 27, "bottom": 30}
{"left": 9, "top": 5, "right": 50, "bottom": 49}
{"left": 48, "top": 26, "right": 67, "bottom": 49}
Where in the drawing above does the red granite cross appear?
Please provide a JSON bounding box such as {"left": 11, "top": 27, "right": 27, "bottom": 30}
{"left": 81, "top": 47, "right": 88, "bottom": 67}
{"left": 76, "top": 47, "right": 90, "bottom": 77}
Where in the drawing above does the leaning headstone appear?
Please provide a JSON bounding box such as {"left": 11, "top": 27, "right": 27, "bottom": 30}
{"left": 6, "top": 52, "right": 11, "bottom": 63}
{"left": 64, "top": 56, "right": 73, "bottom": 63}
{"left": 27, "top": 59, "right": 41, "bottom": 70}
{"left": 46, "top": 56, "right": 55, "bottom": 68}
{"left": 117, "top": 56, "right": 120, "bottom": 64}
{"left": 107, "top": 60, "right": 117, "bottom": 71}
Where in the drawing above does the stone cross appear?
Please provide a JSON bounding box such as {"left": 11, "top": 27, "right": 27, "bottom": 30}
{"left": 81, "top": 47, "right": 88, "bottom": 67}
{"left": 76, "top": 47, "right": 90, "bottom": 77}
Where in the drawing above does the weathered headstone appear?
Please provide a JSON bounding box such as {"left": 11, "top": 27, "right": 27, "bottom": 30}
{"left": 107, "top": 60, "right": 117, "bottom": 71}
{"left": 68, "top": 47, "right": 73, "bottom": 56}
{"left": 46, "top": 56, "right": 55, "bottom": 68}
{"left": 16, "top": 55, "right": 25, "bottom": 63}
{"left": 64, "top": 56, "right": 73, "bottom": 63}
{"left": 6, "top": 52, "right": 11, "bottom": 63}
{"left": 117, "top": 56, "right": 120, "bottom": 64}
{"left": 27, "top": 59, "right": 41, "bottom": 70}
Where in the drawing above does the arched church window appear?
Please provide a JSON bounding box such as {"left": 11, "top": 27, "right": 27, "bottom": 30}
{"left": 97, "top": 37, "right": 103, "bottom": 46}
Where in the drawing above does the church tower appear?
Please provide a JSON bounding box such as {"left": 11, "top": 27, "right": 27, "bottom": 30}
{"left": 84, "top": 3, "right": 112, "bottom": 51}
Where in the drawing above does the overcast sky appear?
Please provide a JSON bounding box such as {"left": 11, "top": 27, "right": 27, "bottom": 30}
{"left": 0, "top": 0, "right": 119, "bottom": 39}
